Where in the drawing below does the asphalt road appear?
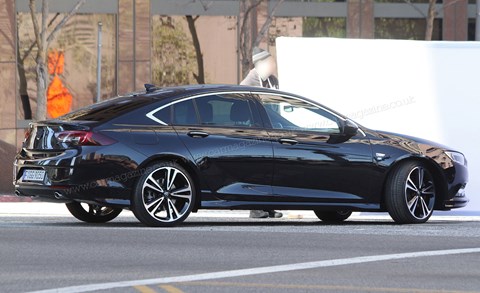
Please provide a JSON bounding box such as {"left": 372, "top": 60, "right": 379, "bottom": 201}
{"left": 1, "top": 212, "right": 480, "bottom": 293}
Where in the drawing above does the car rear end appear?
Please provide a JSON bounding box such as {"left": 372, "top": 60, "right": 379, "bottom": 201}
{"left": 14, "top": 121, "right": 116, "bottom": 201}
{"left": 13, "top": 96, "right": 154, "bottom": 206}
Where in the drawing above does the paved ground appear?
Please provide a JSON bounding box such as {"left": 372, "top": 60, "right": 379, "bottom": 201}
{"left": 1, "top": 203, "right": 480, "bottom": 293}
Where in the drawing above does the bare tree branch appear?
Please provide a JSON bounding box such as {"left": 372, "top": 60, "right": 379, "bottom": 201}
{"left": 20, "top": 13, "right": 60, "bottom": 62}
{"left": 425, "top": 0, "right": 436, "bottom": 40}
{"left": 186, "top": 15, "right": 205, "bottom": 84}
{"left": 239, "top": 0, "right": 262, "bottom": 64}
{"left": 198, "top": 0, "right": 214, "bottom": 11}
{"left": 403, "top": 0, "right": 427, "bottom": 18}
{"left": 29, "top": 0, "right": 42, "bottom": 50}
{"left": 40, "top": 0, "right": 48, "bottom": 50}
{"left": 253, "top": 0, "right": 284, "bottom": 47}
{"left": 405, "top": 0, "right": 465, "bottom": 40}
{"left": 47, "top": 0, "right": 86, "bottom": 46}
{"left": 27, "top": 0, "right": 86, "bottom": 120}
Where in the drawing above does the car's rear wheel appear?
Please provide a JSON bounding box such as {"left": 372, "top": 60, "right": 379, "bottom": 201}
{"left": 132, "top": 162, "right": 195, "bottom": 227}
{"left": 314, "top": 210, "right": 352, "bottom": 223}
{"left": 66, "top": 202, "right": 122, "bottom": 223}
{"left": 385, "top": 161, "right": 436, "bottom": 224}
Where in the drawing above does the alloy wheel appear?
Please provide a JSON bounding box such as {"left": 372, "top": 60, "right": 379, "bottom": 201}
{"left": 404, "top": 166, "right": 435, "bottom": 220}
{"left": 141, "top": 166, "right": 193, "bottom": 223}
{"left": 80, "top": 203, "right": 117, "bottom": 217}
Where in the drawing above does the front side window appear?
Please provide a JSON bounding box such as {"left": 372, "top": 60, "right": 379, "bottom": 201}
{"left": 257, "top": 94, "right": 341, "bottom": 134}
{"left": 195, "top": 94, "right": 259, "bottom": 128}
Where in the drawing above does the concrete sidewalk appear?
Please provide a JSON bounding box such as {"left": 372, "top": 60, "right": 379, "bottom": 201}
{"left": 0, "top": 195, "right": 31, "bottom": 202}
{"left": 1, "top": 202, "right": 479, "bottom": 221}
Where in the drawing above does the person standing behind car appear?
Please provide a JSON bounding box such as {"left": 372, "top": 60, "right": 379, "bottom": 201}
{"left": 240, "top": 47, "right": 282, "bottom": 219}
{"left": 241, "top": 47, "right": 279, "bottom": 89}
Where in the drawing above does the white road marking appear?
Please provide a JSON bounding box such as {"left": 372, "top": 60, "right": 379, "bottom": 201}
{"left": 29, "top": 247, "right": 480, "bottom": 293}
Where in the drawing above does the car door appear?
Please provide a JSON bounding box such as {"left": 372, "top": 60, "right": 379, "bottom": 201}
{"left": 253, "top": 93, "right": 377, "bottom": 206}
{"left": 153, "top": 92, "right": 274, "bottom": 202}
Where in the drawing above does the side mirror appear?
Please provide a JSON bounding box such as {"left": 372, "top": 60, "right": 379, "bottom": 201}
{"left": 342, "top": 119, "right": 359, "bottom": 137}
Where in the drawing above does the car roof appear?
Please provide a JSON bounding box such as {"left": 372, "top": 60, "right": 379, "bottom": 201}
{"left": 124, "top": 84, "right": 295, "bottom": 100}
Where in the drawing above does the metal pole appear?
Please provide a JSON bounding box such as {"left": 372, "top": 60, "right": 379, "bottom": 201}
{"left": 476, "top": 0, "right": 480, "bottom": 40}
{"left": 96, "top": 22, "right": 103, "bottom": 103}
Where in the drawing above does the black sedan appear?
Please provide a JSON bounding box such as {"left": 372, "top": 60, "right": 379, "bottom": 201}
{"left": 13, "top": 84, "right": 469, "bottom": 226}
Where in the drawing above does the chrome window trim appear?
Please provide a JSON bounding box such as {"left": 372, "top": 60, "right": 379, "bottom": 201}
{"left": 145, "top": 91, "right": 252, "bottom": 125}
{"left": 250, "top": 91, "right": 346, "bottom": 121}
{"left": 251, "top": 91, "right": 366, "bottom": 137}
{"left": 145, "top": 90, "right": 366, "bottom": 137}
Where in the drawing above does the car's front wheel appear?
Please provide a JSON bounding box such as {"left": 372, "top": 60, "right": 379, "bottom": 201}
{"left": 66, "top": 202, "right": 122, "bottom": 223}
{"left": 314, "top": 210, "right": 352, "bottom": 223}
{"left": 132, "top": 162, "right": 195, "bottom": 227}
{"left": 385, "top": 161, "right": 436, "bottom": 224}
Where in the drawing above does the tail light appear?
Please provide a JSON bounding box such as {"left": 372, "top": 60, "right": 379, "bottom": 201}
{"left": 55, "top": 131, "right": 116, "bottom": 146}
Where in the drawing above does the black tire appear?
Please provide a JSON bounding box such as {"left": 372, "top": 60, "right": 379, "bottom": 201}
{"left": 132, "top": 161, "right": 196, "bottom": 227}
{"left": 385, "top": 161, "right": 436, "bottom": 224}
{"left": 65, "top": 202, "right": 122, "bottom": 223}
{"left": 314, "top": 210, "right": 352, "bottom": 223}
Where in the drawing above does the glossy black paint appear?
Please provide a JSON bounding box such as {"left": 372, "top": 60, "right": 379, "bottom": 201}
{"left": 13, "top": 85, "right": 469, "bottom": 212}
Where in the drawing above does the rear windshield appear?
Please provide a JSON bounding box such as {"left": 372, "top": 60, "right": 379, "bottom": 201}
{"left": 58, "top": 96, "right": 153, "bottom": 122}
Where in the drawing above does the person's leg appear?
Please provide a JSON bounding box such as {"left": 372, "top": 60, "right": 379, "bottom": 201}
{"left": 249, "top": 210, "right": 269, "bottom": 218}
{"left": 267, "top": 210, "right": 283, "bottom": 218}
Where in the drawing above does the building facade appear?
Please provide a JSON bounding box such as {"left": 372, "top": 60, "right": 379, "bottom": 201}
{"left": 0, "top": 0, "right": 477, "bottom": 192}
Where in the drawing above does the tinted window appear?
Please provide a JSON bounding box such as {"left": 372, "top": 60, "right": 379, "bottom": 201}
{"left": 59, "top": 97, "right": 152, "bottom": 122}
{"left": 153, "top": 106, "right": 171, "bottom": 125}
{"left": 195, "top": 94, "right": 257, "bottom": 128}
{"left": 173, "top": 99, "right": 198, "bottom": 125}
{"left": 258, "top": 94, "right": 341, "bottom": 133}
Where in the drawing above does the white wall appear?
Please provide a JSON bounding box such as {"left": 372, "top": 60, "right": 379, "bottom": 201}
{"left": 276, "top": 37, "right": 479, "bottom": 211}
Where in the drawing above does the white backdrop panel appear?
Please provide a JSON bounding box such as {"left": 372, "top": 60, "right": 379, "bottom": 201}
{"left": 276, "top": 37, "right": 479, "bottom": 211}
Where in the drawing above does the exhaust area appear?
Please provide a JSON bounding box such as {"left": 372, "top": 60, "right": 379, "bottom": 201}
{"left": 54, "top": 192, "right": 64, "bottom": 199}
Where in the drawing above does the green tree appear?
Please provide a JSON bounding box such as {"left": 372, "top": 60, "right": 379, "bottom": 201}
{"left": 151, "top": 16, "right": 197, "bottom": 86}
{"left": 303, "top": 17, "right": 346, "bottom": 38}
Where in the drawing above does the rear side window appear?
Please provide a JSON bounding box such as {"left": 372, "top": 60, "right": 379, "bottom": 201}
{"left": 148, "top": 93, "right": 262, "bottom": 127}
{"left": 195, "top": 94, "right": 260, "bottom": 128}
{"left": 152, "top": 99, "right": 198, "bottom": 125}
{"left": 152, "top": 106, "right": 171, "bottom": 125}
{"left": 173, "top": 99, "right": 198, "bottom": 125}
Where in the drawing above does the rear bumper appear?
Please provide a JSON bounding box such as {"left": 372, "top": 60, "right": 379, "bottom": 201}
{"left": 14, "top": 184, "right": 132, "bottom": 207}
{"left": 13, "top": 145, "right": 142, "bottom": 207}
{"left": 14, "top": 185, "right": 73, "bottom": 203}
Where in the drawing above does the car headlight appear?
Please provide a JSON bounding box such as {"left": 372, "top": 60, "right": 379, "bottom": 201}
{"left": 445, "top": 151, "right": 466, "bottom": 166}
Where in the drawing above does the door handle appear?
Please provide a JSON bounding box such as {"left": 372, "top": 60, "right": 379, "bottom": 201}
{"left": 187, "top": 131, "right": 209, "bottom": 138}
{"left": 278, "top": 138, "right": 298, "bottom": 145}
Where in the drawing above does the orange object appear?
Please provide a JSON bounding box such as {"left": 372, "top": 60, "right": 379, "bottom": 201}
{"left": 47, "top": 75, "right": 72, "bottom": 118}
{"left": 47, "top": 50, "right": 72, "bottom": 118}
{"left": 48, "top": 50, "right": 65, "bottom": 75}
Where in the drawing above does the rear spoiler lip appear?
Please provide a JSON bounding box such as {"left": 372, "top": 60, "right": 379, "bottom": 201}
{"left": 29, "top": 120, "right": 95, "bottom": 130}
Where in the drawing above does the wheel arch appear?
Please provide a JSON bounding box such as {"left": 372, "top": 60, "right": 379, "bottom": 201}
{"left": 380, "top": 155, "right": 449, "bottom": 210}
{"left": 135, "top": 153, "right": 204, "bottom": 212}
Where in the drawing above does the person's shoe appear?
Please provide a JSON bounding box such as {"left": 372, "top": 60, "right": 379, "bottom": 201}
{"left": 268, "top": 210, "right": 283, "bottom": 218}
{"left": 249, "top": 210, "right": 269, "bottom": 218}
